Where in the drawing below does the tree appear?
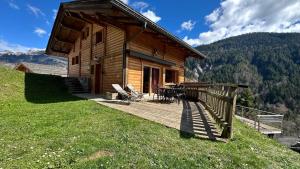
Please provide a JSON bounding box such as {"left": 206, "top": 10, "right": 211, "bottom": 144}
{"left": 238, "top": 88, "right": 255, "bottom": 107}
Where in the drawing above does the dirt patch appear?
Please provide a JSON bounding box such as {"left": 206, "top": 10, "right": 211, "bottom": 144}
{"left": 84, "top": 150, "right": 113, "bottom": 161}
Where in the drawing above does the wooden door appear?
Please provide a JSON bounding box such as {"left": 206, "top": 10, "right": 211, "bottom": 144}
{"left": 143, "top": 66, "right": 150, "bottom": 93}
{"left": 151, "top": 68, "right": 160, "bottom": 92}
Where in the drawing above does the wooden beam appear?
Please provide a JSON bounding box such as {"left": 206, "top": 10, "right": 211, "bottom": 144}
{"left": 127, "top": 50, "right": 176, "bottom": 66}
{"left": 50, "top": 48, "right": 70, "bottom": 55}
{"left": 60, "top": 23, "right": 82, "bottom": 33}
{"left": 96, "top": 13, "right": 125, "bottom": 29}
{"left": 54, "top": 37, "right": 75, "bottom": 46}
{"left": 64, "top": 14, "right": 86, "bottom": 26}
{"left": 68, "top": 8, "right": 113, "bottom": 16}
{"left": 80, "top": 12, "right": 101, "bottom": 24}
{"left": 111, "top": 16, "right": 132, "bottom": 20}
{"left": 65, "top": 3, "right": 112, "bottom": 11}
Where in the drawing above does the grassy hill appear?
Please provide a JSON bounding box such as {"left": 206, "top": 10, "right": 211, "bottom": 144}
{"left": 186, "top": 32, "right": 300, "bottom": 136}
{"left": 0, "top": 66, "right": 300, "bottom": 168}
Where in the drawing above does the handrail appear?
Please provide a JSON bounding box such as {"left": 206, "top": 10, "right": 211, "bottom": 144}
{"left": 237, "top": 105, "right": 277, "bottom": 115}
{"left": 236, "top": 105, "right": 284, "bottom": 134}
{"left": 182, "top": 82, "right": 238, "bottom": 139}
{"left": 181, "top": 82, "right": 248, "bottom": 88}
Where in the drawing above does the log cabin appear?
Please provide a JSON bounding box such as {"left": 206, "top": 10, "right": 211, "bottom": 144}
{"left": 46, "top": 0, "right": 206, "bottom": 95}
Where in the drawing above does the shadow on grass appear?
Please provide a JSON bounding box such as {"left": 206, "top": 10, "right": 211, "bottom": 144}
{"left": 180, "top": 100, "right": 195, "bottom": 138}
{"left": 25, "top": 73, "right": 82, "bottom": 104}
{"left": 180, "top": 100, "right": 220, "bottom": 141}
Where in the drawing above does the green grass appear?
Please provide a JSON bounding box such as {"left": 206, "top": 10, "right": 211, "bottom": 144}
{"left": 0, "top": 65, "right": 299, "bottom": 169}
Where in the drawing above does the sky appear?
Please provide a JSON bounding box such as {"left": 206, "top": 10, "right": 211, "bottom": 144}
{"left": 1, "top": 0, "right": 300, "bottom": 52}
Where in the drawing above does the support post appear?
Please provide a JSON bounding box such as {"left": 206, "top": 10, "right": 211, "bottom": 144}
{"left": 221, "top": 87, "right": 237, "bottom": 139}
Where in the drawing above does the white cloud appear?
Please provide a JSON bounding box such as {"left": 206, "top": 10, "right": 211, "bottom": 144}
{"left": 184, "top": 0, "right": 300, "bottom": 46}
{"left": 130, "top": 1, "right": 161, "bottom": 23}
{"left": 8, "top": 0, "right": 19, "bottom": 10}
{"left": 132, "top": 1, "right": 149, "bottom": 11}
{"left": 27, "top": 4, "right": 45, "bottom": 17}
{"left": 205, "top": 8, "right": 220, "bottom": 23}
{"left": 0, "top": 39, "right": 43, "bottom": 53}
{"left": 46, "top": 20, "right": 50, "bottom": 25}
{"left": 34, "top": 28, "right": 47, "bottom": 37}
{"left": 120, "top": 0, "right": 129, "bottom": 4}
{"left": 142, "top": 10, "right": 161, "bottom": 23}
{"left": 181, "top": 20, "right": 196, "bottom": 31}
{"left": 52, "top": 9, "right": 58, "bottom": 20}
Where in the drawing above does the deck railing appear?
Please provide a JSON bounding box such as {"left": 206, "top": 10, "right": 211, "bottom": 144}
{"left": 182, "top": 82, "right": 242, "bottom": 138}
{"left": 236, "top": 105, "right": 284, "bottom": 135}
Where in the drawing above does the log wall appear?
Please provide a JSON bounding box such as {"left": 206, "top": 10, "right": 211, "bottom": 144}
{"left": 126, "top": 26, "right": 186, "bottom": 93}
{"left": 102, "top": 25, "right": 125, "bottom": 92}
{"left": 67, "top": 24, "right": 188, "bottom": 94}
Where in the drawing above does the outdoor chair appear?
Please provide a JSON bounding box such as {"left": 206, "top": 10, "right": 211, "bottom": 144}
{"left": 112, "top": 84, "right": 139, "bottom": 102}
{"left": 152, "top": 85, "right": 164, "bottom": 101}
{"left": 173, "top": 85, "right": 186, "bottom": 103}
{"left": 164, "top": 88, "right": 175, "bottom": 102}
{"left": 126, "top": 84, "right": 144, "bottom": 99}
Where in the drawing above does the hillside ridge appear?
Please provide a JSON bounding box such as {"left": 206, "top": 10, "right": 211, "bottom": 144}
{"left": 186, "top": 32, "right": 300, "bottom": 136}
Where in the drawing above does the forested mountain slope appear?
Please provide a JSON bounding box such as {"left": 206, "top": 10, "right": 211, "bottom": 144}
{"left": 186, "top": 33, "right": 300, "bottom": 135}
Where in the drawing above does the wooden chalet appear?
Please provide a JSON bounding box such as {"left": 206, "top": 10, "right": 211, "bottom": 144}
{"left": 46, "top": 0, "right": 205, "bottom": 94}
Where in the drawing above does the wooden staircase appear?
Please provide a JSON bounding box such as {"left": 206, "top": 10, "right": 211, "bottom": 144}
{"left": 64, "top": 77, "right": 89, "bottom": 94}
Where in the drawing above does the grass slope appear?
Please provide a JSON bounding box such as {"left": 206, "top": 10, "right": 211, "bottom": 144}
{"left": 0, "top": 66, "right": 299, "bottom": 169}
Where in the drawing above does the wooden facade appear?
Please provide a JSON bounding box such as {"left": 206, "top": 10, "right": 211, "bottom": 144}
{"left": 46, "top": 0, "right": 205, "bottom": 94}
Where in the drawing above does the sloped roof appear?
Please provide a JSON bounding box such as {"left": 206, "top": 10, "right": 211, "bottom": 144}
{"left": 15, "top": 62, "right": 67, "bottom": 76}
{"left": 46, "top": 0, "right": 206, "bottom": 59}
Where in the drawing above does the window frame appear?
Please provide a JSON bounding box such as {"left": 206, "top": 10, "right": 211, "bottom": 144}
{"left": 95, "top": 30, "right": 103, "bottom": 44}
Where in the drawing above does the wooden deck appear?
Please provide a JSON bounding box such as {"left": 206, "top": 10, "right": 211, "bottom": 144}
{"left": 75, "top": 94, "right": 223, "bottom": 141}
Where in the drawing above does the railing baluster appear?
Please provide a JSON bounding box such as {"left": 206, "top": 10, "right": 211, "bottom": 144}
{"left": 182, "top": 82, "right": 238, "bottom": 139}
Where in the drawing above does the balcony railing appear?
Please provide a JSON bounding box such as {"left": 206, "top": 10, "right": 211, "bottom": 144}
{"left": 182, "top": 83, "right": 244, "bottom": 139}
{"left": 236, "top": 105, "right": 284, "bottom": 135}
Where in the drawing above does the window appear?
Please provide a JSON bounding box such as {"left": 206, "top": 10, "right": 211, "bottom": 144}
{"left": 165, "top": 69, "right": 178, "bottom": 83}
{"left": 82, "top": 27, "right": 89, "bottom": 40}
{"left": 96, "top": 30, "right": 103, "bottom": 44}
{"left": 75, "top": 56, "right": 79, "bottom": 64}
{"left": 71, "top": 56, "right": 79, "bottom": 65}
{"left": 72, "top": 57, "right": 75, "bottom": 65}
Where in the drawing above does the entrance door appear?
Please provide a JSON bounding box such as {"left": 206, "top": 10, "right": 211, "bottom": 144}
{"left": 143, "top": 66, "right": 160, "bottom": 94}
{"left": 143, "top": 66, "right": 150, "bottom": 93}
{"left": 94, "top": 64, "right": 101, "bottom": 94}
{"left": 151, "top": 68, "right": 159, "bottom": 92}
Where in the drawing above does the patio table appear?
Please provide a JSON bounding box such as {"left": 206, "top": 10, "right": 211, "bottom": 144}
{"left": 158, "top": 87, "right": 186, "bottom": 102}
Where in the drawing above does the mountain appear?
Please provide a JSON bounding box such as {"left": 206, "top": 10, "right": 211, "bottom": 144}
{"left": 187, "top": 32, "right": 300, "bottom": 136}
{"left": 0, "top": 50, "right": 67, "bottom": 67}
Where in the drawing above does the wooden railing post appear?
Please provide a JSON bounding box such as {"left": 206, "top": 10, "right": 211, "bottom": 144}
{"left": 221, "top": 87, "right": 237, "bottom": 139}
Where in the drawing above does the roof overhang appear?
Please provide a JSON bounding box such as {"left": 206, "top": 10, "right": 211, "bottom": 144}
{"left": 127, "top": 50, "right": 176, "bottom": 66}
{"left": 46, "top": 0, "right": 206, "bottom": 59}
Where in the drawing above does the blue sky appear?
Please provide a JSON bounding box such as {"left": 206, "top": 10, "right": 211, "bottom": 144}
{"left": 1, "top": 0, "right": 300, "bottom": 52}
